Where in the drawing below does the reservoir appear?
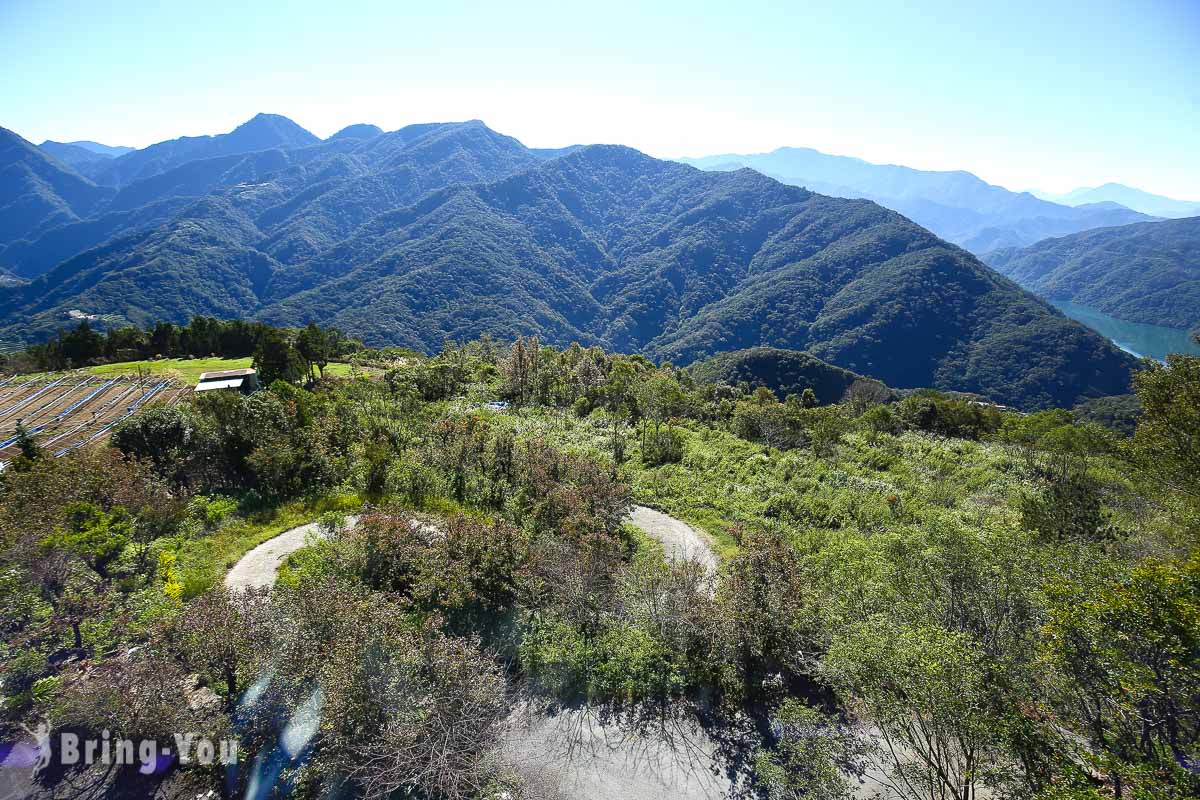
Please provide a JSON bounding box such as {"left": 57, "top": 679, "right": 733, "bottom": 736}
{"left": 1051, "top": 301, "right": 1200, "bottom": 362}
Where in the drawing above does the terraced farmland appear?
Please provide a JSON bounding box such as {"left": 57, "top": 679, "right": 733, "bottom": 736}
{"left": 0, "top": 373, "right": 188, "bottom": 467}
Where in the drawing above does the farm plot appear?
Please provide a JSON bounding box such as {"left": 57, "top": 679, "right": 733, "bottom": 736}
{"left": 0, "top": 373, "right": 188, "bottom": 466}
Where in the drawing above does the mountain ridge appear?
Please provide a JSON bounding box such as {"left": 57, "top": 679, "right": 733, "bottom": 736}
{"left": 678, "top": 146, "right": 1157, "bottom": 253}
{"left": 985, "top": 216, "right": 1200, "bottom": 331}
{"left": 1036, "top": 182, "right": 1200, "bottom": 218}
{"left": 0, "top": 118, "right": 1139, "bottom": 408}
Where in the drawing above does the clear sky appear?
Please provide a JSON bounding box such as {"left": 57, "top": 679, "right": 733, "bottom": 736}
{"left": 2, "top": 0, "right": 1197, "bottom": 197}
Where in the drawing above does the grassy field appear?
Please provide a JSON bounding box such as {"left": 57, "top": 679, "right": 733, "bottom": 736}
{"left": 85, "top": 357, "right": 360, "bottom": 383}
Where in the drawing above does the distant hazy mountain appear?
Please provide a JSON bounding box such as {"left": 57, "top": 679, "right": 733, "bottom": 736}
{"left": 80, "top": 113, "right": 321, "bottom": 187}
{"left": 985, "top": 216, "right": 1200, "bottom": 330}
{"left": 68, "top": 140, "right": 134, "bottom": 157}
{"left": 1036, "top": 183, "right": 1200, "bottom": 219}
{"left": 40, "top": 140, "right": 133, "bottom": 171}
{"left": 678, "top": 147, "right": 1156, "bottom": 253}
{"left": 328, "top": 124, "right": 384, "bottom": 141}
{"left": 0, "top": 127, "right": 114, "bottom": 244}
{"left": 0, "top": 119, "right": 1136, "bottom": 409}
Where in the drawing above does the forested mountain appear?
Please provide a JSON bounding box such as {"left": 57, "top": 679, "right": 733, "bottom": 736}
{"left": 0, "top": 118, "right": 1137, "bottom": 408}
{"left": 78, "top": 113, "right": 321, "bottom": 187}
{"left": 678, "top": 147, "right": 1157, "bottom": 253}
{"left": 688, "top": 347, "right": 880, "bottom": 404}
{"left": 1038, "top": 182, "right": 1200, "bottom": 218}
{"left": 985, "top": 216, "right": 1200, "bottom": 331}
{"left": 0, "top": 127, "right": 114, "bottom": 244}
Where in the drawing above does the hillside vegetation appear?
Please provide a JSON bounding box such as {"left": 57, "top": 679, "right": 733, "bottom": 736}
{"left": 986, "top": 216, "right": 1200, "bottom": 331}
{"left": 688, "top": 346, "right": 882, "bottom": 405}
{"left": 0, "top": 120, "right": 1137, "bottom": 409}
{"left": 1, "top": 333, "right": 1197, "bottom": 800}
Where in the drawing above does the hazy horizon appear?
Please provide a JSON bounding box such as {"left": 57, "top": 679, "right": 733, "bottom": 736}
{"left": 3, "top": 0, "right": 1197, "bottom": 198}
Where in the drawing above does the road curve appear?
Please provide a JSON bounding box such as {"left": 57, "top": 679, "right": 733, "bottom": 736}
{"left": 625, "top": 505, "right": 718, "bottom": 576}
{"left": 226, "top": 506, "right": 716, "bottom": 591}
{"left": 223, "top": 505, "right": 726, "bottom": 799}
{"left": 224, "top": 515, "right": 360, "bottom": 590}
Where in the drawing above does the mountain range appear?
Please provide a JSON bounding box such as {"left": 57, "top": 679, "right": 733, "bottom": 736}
{"left": 0, "top": 115, "right": 1140, "bottom": 408}
{"left": 1034, "top": 183, "right": 1200, "bottom": 219}
{"left": 985, "top": 216, "right": 1200, "bottom": 332}
{"left": 678, "top": 148, "right": 1158, "bottom": 254}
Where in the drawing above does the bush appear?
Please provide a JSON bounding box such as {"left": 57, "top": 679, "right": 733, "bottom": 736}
{"left": 643, "top": 427, "right": 685, "bottom": 466}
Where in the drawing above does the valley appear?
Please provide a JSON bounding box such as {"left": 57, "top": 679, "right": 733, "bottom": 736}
{"left": 2, "top": 7, "right": 1198, "bottom": 797}
{"left": 1051, "top": 300, "right": 1200, "bottom": 361}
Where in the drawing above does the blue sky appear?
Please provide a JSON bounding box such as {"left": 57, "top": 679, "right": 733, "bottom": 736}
{"left": 3, "top": 0, "right": 1197, "bottom": 197}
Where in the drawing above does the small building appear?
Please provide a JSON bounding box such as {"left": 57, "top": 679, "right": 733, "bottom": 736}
{"left": 195, "top": 368, "right": 260, "bottom": 394}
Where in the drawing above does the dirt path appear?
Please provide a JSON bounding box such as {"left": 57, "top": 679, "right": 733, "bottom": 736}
{"left": 223, "top": 506, "right": 729, "bottom": 798}
{"left": 626, "top": 505, "right": 718, "bottom": 576}
{"left": 503, "top": 706, "right": 740, "bottom": 800}
{"left": 224, "top": 516, "right": 359, "bottom": 590}
{"left": 226, "top": 506, "right": 715, "bottom": 591}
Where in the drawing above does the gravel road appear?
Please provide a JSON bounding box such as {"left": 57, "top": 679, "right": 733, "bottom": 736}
{"left": 226, "top": 506, "right": 715, "bottom": 591}
{"left": 625, "top": 505, "right": 718, "bottom": 575}
{"left": 224, "top": 515, "right": 359, "bottom": 590}
{"left": 223, "top": 505, "right": 728, "bottom": 799}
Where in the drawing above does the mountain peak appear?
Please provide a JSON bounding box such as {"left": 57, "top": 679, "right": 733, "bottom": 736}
{"left": 328, "top": 123, "right": 383, "bottom": 141}
{"left": 222, "top": 115, "right": 319, "bottom": 154}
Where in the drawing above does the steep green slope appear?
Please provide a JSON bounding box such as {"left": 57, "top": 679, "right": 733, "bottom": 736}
{"left": 255, "top": 146, "right": 1134, "bottom": 408}
{"left": 689, "top": 347, "right": 879, "bottom": 404}
{"left": 985, "top": 217, "right": 1200, "bottom": 330}
{"left": 1, "top": 197, "right": 280, "bottom": 331}
{"left": 0, "top": 125, "right": 1138, "bottom": 409}
{"left": 0, "top": 127, "right": 114, "bottom": 244}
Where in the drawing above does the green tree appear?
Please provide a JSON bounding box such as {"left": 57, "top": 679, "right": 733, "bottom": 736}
{"left": 1041, "top": 556, "right": 1200, "bottom": 799}
{"left": 253, "top": 329, "right": 305, "bottom": 385}
{"left": 1130, "top": 353, "right": 1200, "bottom": 503}
{"left": 754, "top": 700, "right": 868, "bottom": 800}
{"left": 297, "top": 322, "right": 330, "bottom": 380}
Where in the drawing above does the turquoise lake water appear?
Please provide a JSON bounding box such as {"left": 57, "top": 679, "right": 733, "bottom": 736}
{"left": 1051, "top": 301, "right": 1200, "bottom": 362}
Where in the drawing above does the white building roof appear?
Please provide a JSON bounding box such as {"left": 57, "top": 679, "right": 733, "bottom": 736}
{"left": 194, "top": 377, "right": 247, "bottom": 392}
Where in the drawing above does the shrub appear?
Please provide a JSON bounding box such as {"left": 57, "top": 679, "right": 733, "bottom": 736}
{"left": 643, "top": 427, "right": 685, "bottom": 466}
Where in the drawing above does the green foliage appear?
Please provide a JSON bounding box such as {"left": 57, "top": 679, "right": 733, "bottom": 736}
{"left": 40, "top": 502, "right": 133, "bottom": 578}
{"left": 1042, "top": 556, "right": 1200, "bottom": 798}
{"left": 253, "top": 328, "right": 306, "bottom": 385}
{"left": 2, "top": 336, "right": 1196, "bottom": 800}
{"left": 642, "top": 426, "right": 685, "bottom": 466}
{"left": 897, "top": 391, "right": 1004, "bottom": 439}
{"left": 1073, "top": 393, "right": 1141, "bottom": 436}
{"left": 1130, "top": 353, "right": 1200, "bottom": 504}
{"left": 754, "top": 700, "right": 867, "bottom": 800}
{"left": 1020, "top": 471, "right": 1113, "bottom": 543}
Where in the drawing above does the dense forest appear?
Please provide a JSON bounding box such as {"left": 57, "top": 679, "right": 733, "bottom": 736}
{"left": 0, "top": 119, "right": 1139, "bottom": 409}
{"left": 986, "top": 216, "right": 1200, "bottom": 332}
{"left": 1, "top": 328, "right": 1196, "bottom": 800}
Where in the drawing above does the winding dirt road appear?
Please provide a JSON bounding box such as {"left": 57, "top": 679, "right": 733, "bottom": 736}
{"left": 224, "top": 505, "right": 729, "bottom": 799}
{"left": 225, "top": 506, "right": 716, "bottom": 590}
{"left": 224, "top": 516, "right": 361, "bottom": 590}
